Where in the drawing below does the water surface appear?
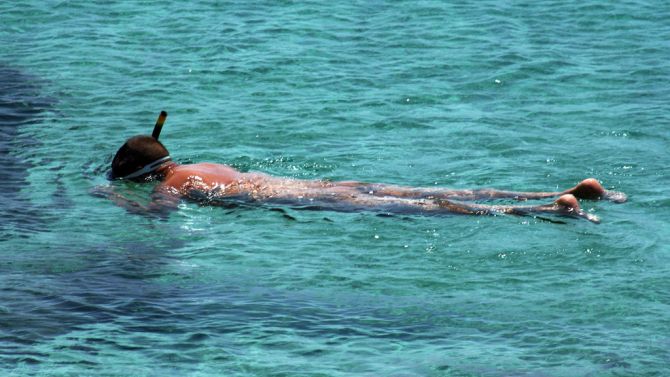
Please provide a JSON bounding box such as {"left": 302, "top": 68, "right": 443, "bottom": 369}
{"left": 1, "top": 1, "right": 669, "bottom": 376}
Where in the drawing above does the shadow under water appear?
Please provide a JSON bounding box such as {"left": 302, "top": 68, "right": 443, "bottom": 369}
{"left": 0, "top": 64, "right": 56, "bottom": 238}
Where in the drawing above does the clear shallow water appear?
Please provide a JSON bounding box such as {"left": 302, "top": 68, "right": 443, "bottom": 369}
{"left": 1, "top": 1, "right": 669, "bottom": 376}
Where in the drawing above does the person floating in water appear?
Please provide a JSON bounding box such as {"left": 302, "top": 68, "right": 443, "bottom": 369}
{"left": 98, "top": 112, "right": 626, "bottom": 223}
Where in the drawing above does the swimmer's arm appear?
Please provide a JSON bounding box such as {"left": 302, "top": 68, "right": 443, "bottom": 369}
{"left": 90, "top": 185, "right": 179, "bottom": 219}
{"left": 148, "top": 189, "right": 180, "bottom": 215}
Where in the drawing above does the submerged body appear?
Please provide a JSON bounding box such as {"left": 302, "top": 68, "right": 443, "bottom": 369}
{"left": 105, "top": 131, "right": 626, "bottom": 223}
{"left": 147, "top": 162, "right": 625, "bottom": 222}
{"left": 160, "top": 163, "right": 454, "bottom": 212}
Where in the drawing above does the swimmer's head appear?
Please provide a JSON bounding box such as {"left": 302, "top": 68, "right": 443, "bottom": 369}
{"left": 111, "top": 111, "right": 171, "bottom": 181}
{"left": 111, "top": 135, "right": 171, "bottom": 181}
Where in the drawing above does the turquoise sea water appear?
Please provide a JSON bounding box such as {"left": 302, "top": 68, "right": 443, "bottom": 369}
{"left": 1, "top": 1, "right": 669, "bottom": 376}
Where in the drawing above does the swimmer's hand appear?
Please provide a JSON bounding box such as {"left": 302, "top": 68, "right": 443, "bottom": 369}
{"left": 90, "top": 185, "right": 115, "bottom": 199}
{"left": 90, "top": 185, "right": 177, "bottom": 220}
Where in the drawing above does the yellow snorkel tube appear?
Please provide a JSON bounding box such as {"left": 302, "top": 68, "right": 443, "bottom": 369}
{"left": 152, "top": 110, "right": 168, "bottom": 140}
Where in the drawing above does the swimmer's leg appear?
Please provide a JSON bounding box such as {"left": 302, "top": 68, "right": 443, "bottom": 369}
{"left": 464, "top": 179, "right": 625, "bottom": 202}
{"left": 336, "top": 181, "right": 481, "bottom": 200}
{"left": 338, "top": 178, "right": 626, "bottom": 203}
{"left": 433, "top": 194, "right": 600, "bottom": 223}
{"left": 261, "top": 189, "right": 599, "bottom": 223}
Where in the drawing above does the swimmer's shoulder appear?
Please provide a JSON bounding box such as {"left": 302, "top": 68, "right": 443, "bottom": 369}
{"left": 162, "top": 163, "right": 242, "bottom": 190}
{"left": 171, "top": 162, "right": 240, "bottom": 176}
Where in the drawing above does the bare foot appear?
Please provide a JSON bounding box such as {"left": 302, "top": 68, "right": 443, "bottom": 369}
{"left": 553, "top": 194, "right": 600, "bottom": 223}
{"left": 567, "top": 178, "right": 627, "bottom": 203}
{"left": 555, "top": 194, "right": 581, "bottom": 211}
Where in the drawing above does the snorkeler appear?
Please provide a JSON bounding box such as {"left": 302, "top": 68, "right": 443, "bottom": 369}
{"left": 98, "top": 112, "right": 626, "bottom": 223}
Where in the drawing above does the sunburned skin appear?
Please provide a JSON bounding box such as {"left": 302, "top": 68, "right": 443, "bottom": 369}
{"left": 146, "top": 162, "right": 627, "bottom": 223}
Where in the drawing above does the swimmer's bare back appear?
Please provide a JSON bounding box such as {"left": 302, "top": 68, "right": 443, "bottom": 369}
{"left": 154, "top": 163, "right": 626, "bottom": 223}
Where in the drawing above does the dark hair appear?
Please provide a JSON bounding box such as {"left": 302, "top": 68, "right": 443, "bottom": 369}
{"left": 111, "top": 135, "right": 169, "bottom": 180}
